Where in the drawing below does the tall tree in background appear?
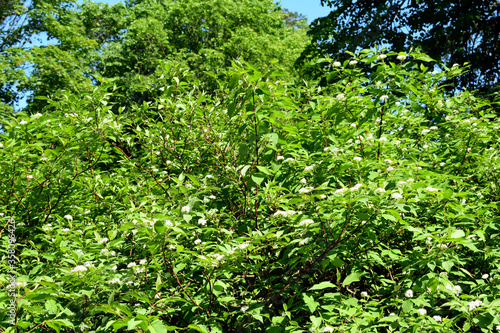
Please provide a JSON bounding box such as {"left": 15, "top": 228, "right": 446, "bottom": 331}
{"left": 0, "top": 0, "right": 309, "bottom": 114}
{"left": 298, "top": 0, "right": 500, "bottom": 95}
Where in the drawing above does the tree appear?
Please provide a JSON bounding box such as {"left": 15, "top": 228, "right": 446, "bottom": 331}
{"left": 76, "top": 0, "right": 310, "bottom": 106}
{"left": 298, "top": 0, "right": 500, "bottom": 96}
{"left": 0, "top": 0, "right": 96, "bottom": 115}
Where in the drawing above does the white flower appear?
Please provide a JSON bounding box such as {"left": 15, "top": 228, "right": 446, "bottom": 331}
{"left": 433, "top": 315, "right": 442, "bottom": 322}
{"left": 436, "top": 244, "right": 448, "bottom": 249}
{"left": 110, "top": 251, "right": 116, "bottom": 256}
{"left": 468, "top": 300, "right": 483, "bottom": 311}
{"left": 386, "top": 166, "right": 394, "bottom": 171}
{"left": 425, "top": 187, "right": 439, "bottom": 192}
{"left": 20, "top": 120, "right": 28, "bottom": 125}
{"left": 319, "top": 194, "right": 326, "bottom": 199}
{"left": 139, "top": 259, "right": 147, "bottom": 265}
{"left": 274, "top": 210, "right": 296, "bottom": 217}
{"left": 377, "top": 54, "right": 387, "bottom": 60}
{"left": 384, "top": 159, "right": 393, "bottom": 164}
{"left": 395, "top": 140, "right": 401, "bottom": 145}
{"left": 482, "top": 274, "right": 489, "bottom": 279}
{"left": 300, "top": 178, "right": 307, "bottom": 184}
{"left": 0, "top": 143, "right": 3, "bottom": 148}
{"left": 206, "top": 174, "right": 213, "bottom": 178}
{"left": 209, "top": 194, "right": 216, "bottom": 200}
{"left": 71, "top": 265, "right": 88, "bottom": 274}
{"left": 333, "top": 61, "right": 341, "bottom": 67}
{"left": 64, "top": 215, "right": 73, "bottom": 220}
{"left": 241, "top": 306, "right": 249, "bottom": 312}
{"left": 165, "top": 220, "right": 173, "bottom": 227}
{"left": 353, "top": 156, "right": 362, "bottom": 162}
{"left": 349, "top": 60, "right": 358, "bottom": 65}
{"left": 299, "top": 187, "right": 313, "bottom": 194}
{"left": 422, "top": 129, "right": 430, "bottom": 134}
{"left": 32, "top": 113, "right": 43, "bottom": 118}
{"left": 155, "top": 292, "right": 161, "bottom": 299}
{"left": 336, "top": 94, "right": 346, "bottom": 102}
{"left": 304, "top": 165, "right": 315, "bottom": 171}
{"left": 323, "top": 327, "right": 335, "bottom": 333}
{"left": 169, "top": 244, "right": 176, "bottom": 250}
{"left": 239, "top": 243, "right": 249, "bottom": 250}
{"left": 380, "top": 95, "right": 389, "bottom": 101}
{"left": 416, "top": 308, "right": 427, "bottom": 316}
{"left": 375, "top": 188, "right": 386, "bottom": 193}
{"left": 423, "top": 144, "right": 429, "bottom": 149}
{"left": 15, "top": 282, "right": 27, "bottom": 288}
{"left": 194, "top": 239, "right": 202, "bottom": 245}
{"left": 379, "top": 137, "right": 387, "bottom": 142}
{"left": 431, "top": 70, "right": 439, "bottom": 75}
{"left": 61, "top": 228, "right": 70, "bottom": 232}
{"left": 350, "top": 123, "right": 357, "bottom": 128}
{"left": 299, "top": 238, "right": 309, "bottom": 245}
{"left": 277, "top": 155, "right": 284, "bottom": 160}
{"left": 405, "top": 289, "right": 414, "bottom": 298}
{"left": 135, "top": 267, "right": 146, "bottom": 273}
{"left": 397, "top": 54, "right": 406, "bottom": 61}
{"left": 350, "top": 183, "right": 363, "bottom": 192}
{"left": 392, "top": 192, "right": 403, "bottom": 199}
{"left": 109, "top": 278, "right": 120, "bottom": 284}
{"left": 98, "top": 238, "right": 109, "bottom": 245}
{"left": 335, "top": 188, "right": 347, "bottom": 194}
{"left": 299, "top": 219, "right": 314, "bottom": 226}
{"left": 181, "top": 206, "right": 190, "bottom": 213}
{"left": 285, "top": 157, "right": 294, "bottom": 162}
{"left": 127, "top": 262, "right": 137, "bottom": 268}
{"left": 360, "top": 291, "right": 368, "bottom": 298}
{"left": 407, "top": 178, "right": 414, "bottom": 183}
{"left": 389, "top": 313, "right": 396, "bottom": 316}
{"left": 100, "top": 249, "right": 109, "bottom": 254}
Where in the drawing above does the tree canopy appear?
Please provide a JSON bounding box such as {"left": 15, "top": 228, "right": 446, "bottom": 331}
{"left": 299, "top": 0, "right": 500, "bottom": 95}
{"left": 0, "top": 0, "right": 309, "bottom": 114}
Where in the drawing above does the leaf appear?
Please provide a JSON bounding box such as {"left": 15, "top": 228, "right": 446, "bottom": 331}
{"left": 309, "top": 281, "right": 336, "bottom": 291}
{"left": 450, "top": 229, "right": 465, "bottom": 239}
{"left": 227, "top": 102, "right": 237, "bottom": 117}
{"left": 442, "top": 260, "right": 454, "bottom": 272}
{"left": 402, "top": 300, "right": 413, "bottom": 313}
{"left": 302, "top": 294, "right": 319, "bottom": 313}
{"left": 342, "top": 272, "right": 362, "bottom": 286}
{"left": 187, "top": 324, "right": 209, "bottom": 333}
{"left": 238, "top": 144, "right": 249, "bottom": 162}
{"left": 443, "top": 189, "right": 453, "bottom": 199}
{"left": 251, "top": 173, "right": 265, "bottom": 185}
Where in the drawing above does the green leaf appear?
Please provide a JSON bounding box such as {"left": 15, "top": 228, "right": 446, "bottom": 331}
{"left": 442, "top": 260, "right": 454, "bottom": 272}
{"left": 402, "top": 300, "right": 413, "bottom": 313}
{"left": 302, "top": 294, "right": 319, "bottom": 313}
{"left": 309, "top": 281, "right": 336, "bottom": 291}
{"left": 450, "top": 229, "right": 465, "bottom": 239}
{"left": 342, "top": 272, "right": 362, "bottom": 286}
{"left": 187, "top": 324, "right": 209, "bottom": 333}
{"left": 251, "top": 173, "right": 265, "bottom": 185}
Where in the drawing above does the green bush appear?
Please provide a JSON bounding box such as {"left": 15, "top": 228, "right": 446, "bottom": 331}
{"left": 1, "top": 50, "right": 499, "bottom": 332}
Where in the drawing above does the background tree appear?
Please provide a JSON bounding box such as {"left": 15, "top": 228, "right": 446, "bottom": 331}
{"left": 0, "top": 0, "right": 310, "bottom": 115}
{"left": 298, "top": 0, "right": 500, "bottom": 96}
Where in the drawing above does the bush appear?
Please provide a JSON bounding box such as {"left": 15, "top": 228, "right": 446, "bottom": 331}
{"left": 1, "top": 50, "right": 499, "bottom": 332}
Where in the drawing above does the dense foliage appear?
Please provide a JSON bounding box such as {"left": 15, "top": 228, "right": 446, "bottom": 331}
{"left": 299, "top": 0, "right": 500, "bottom": 96}
{"left": 1, "top": 50, "right": 499, "bottom": 332}
{"left": 0, "top": 0, "right": 309, "bottom": 114}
